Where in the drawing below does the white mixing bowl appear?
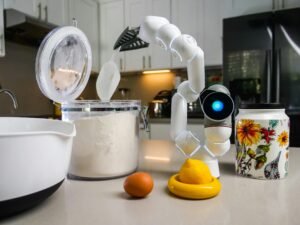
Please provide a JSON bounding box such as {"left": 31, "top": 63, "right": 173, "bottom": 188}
{"left": 0, "top": 117, "right": 75, "bottom": 217}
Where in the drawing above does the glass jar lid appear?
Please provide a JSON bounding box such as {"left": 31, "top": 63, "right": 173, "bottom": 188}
{"left": 35, "top": 26, "right": 92, "bottom": 103}
{"left": 61, "top": 100, "right": 141, "bottom": 112}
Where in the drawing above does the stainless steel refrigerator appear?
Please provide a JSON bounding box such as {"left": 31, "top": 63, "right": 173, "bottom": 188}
{"left": 223, "top": 8, "right": 300, "bottom": 147}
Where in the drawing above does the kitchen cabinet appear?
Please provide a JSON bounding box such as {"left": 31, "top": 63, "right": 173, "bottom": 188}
{"left": 171, "top": 0, "right": 204, "bottom": 68}
{"left": 43, "top": 0, "right": 68, "bottom": 26}
{"left": 221, "top": 0, "right": 300, "bottom": 18}
{"left": 146, "top": 0, "right": 171, "bottom": 70}
{"left": 278, "top": 0, "right": 300, "bottom": 9}
{"left": 4, "top": 0, "right": 39, "bottom": 18}
{"left": 0, "top": 0, "right": 4, "bottom": 57}
{"left": 100, "top": 0, "right": 125, "bottom": 71}
{"left": 222, "top": 0, "right": 274, "bottom": 18}
{"left": 171, "top": 0, "right": 223, "bottom": 67}
{"left": 68, "top": 0, "right": 101, "bottom": 72}
{"left": 124, "top": 0, "right": 171, "bottom": 71}
{"left": 4, "top": 0, "right": 67, "bottom": 26}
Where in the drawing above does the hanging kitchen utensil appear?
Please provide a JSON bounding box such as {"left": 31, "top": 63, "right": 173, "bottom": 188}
{"left": 113, "top": 26, "right": 149, "bottom": 51}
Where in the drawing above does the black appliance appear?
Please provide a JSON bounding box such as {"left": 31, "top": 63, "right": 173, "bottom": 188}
{"left": 223, "top": 8, "right": 300, "bottom": 147}
{"left": 148, "top": 90, "right": 173, "bottom": 118}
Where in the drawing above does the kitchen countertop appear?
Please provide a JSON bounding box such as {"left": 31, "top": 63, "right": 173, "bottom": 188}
{"left": 1, "top": 140, "right": 300, "bottom": 225}
{"left": 149, "top": 118, "right": 204, "bottom": 124}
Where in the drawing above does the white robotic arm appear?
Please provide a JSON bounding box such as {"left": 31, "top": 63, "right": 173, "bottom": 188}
{"left": 130, "top": 16, "right": 234, "bottom": 177}
{"left": 138, "top": 16, "right": 235, "bottom": 177}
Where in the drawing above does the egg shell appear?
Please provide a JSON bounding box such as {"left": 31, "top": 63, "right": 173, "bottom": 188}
{"left": 123, "top": 172, "right": 154, "bottom": 198}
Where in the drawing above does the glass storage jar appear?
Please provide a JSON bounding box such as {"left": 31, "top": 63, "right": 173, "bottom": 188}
{"left": 62, "top": 100, "right": 141, "bottom": 179}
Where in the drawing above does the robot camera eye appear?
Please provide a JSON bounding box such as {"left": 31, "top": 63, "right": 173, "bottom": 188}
{"left": 211, "top": 100, "right": 224, "bottom": 112}
{"left": 202, "top": 92, "right": 234, "bottom": 121}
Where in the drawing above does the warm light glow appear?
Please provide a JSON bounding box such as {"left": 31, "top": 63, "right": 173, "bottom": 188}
{"left": 144, "top": 156, "right": 170, "bottom": 162}
{"left": 142, "top": 70, "right": 171, "bottom": 74}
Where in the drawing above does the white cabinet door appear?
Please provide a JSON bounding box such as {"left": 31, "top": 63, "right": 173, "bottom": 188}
{"left": 203, "top": 0, "right": 223, "bottom": 66}
{"left": 281, "top": 0, "right": 300, "bottom": 9}
{"left": 4, "top": 0, "right": 40, "bottom": 18}
{"left": 68, "top": 0, "right": 100, "bottom": 72}
{"left": 124, "top": 0, "right": 148, "bottom": 71}
{"left": 124, "top": 0, "right": 171, "bottom": 71}
{"left": 147, "top": 0, "right": 171, "bottom": 70}
{"left": 223, "top": 0, "right": 274, "bottom": 18}
{"left": 171, "top": 0, "right": 204, "bottom": 68}
{"left": 100, "top": 0, "right": 125, "bottom": 71}
{"left": 44, "top": 0, "right": 67, "bottom": 26}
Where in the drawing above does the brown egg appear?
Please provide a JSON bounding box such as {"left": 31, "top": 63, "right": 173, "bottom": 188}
{"left": 123, "top": 172, "right": 154, "bottom": 198}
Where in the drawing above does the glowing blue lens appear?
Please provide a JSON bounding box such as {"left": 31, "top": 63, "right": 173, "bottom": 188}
{"left": 211, "top": 100, "right": 224, "bottom": 112}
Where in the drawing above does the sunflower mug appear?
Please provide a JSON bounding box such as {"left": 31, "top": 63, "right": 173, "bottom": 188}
{"left": 235, "top": 104, "right": 289, "bottom": 179}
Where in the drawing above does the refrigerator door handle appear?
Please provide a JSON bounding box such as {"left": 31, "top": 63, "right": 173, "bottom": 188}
{"left": 266, "top": 50, "right": 272, "bottom": 103}
{"left": 279, "top": 25, "right": 300, "bottom": 56}
{"left": 275, "top": 49, "right": 281, "bottom": 103}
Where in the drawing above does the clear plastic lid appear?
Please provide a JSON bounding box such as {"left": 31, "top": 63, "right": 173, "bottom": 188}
{"left": 35, "top": 26, "right": 92, "bottom": 103}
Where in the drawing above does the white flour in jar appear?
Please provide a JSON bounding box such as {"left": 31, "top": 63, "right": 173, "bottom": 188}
{"left": 68, "top": 111, "right": 139, "bottom": 178}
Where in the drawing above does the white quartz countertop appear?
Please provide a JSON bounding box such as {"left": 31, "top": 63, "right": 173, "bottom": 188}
{"left": 2, "top": 140, "right": 300, "bottom": 225}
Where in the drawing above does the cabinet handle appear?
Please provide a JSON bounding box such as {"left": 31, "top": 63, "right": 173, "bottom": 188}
{"left": 148, "top": 56, "right": 151, "bottom": 68}
{"left": 44, "top": 5, "right": 48, "bottom": 22}
{"left": 272, "top": 0, "right": 275, "bottom": 10}
{"left": 281, "top": 0, "right": 285, "bottom": 8}
{"left": 143, "top": 56, "right": 146, "bottom": 69}
{"left": 37, "top": 2, "right": 42, "bottom": 20}
{"left": 120, "top": 58, "right": 123, "bottom": 71}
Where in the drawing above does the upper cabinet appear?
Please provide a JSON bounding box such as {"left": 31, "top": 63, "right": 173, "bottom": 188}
{"left": 44, "top": 0, "right": 68, "bottom": 26}
{"left": 278, "top": 0, "right": 300, "bottom": 9}
{"left": 145, "top": 0, "right": 171, "bottom": 70}
{"left": 222, "top": 0, "right": 274, "bottom": 18}
{"left": 123, "top": 0, "right": 171, "bottom": 71}
{"left": 222, "top": 0, "right": 300, "bottom": 18}
{"left": 4, "top": 0, "right": 67, "bottom": 26}
{"left": 100, "top": 0, "right": 125, "bottom": 71}
{"left": 124, "top": 0, "right": 148, "bottom": 71}
{"left": 171, "top": 0, "right": 223, "bottom": 67}
{"left": 68, "top": 0, "right": 101, "bottom": 72}
{"left": 171, "top": 0, "right": 204, "bottom": 68}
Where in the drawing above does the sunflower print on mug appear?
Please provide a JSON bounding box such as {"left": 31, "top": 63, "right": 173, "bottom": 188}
{"left": 236, "top": 119, "right": 261, "bottom": 146}
{"left": 277, "top": 131, "right": 289, "bottom": 147}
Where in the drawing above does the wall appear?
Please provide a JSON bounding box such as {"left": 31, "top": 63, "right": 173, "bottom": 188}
{"left": 112, "top": 72, "right": 176, "bottom": 106}
{"left": 0, "top": 41, "right": 53, "bottom": 116}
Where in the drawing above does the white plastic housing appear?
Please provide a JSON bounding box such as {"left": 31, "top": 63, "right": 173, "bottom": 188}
{"left": 156, "top": 23, "right": 181, "bottom": 50}
{"left": 204, "top": 158, "right": 220, "bottom": 178}
{"left": 177, "top": 80, "right": 199, "bottom": 103}
{"left": 205, "top": 126, "right": 232, "bottom": 143}
{"left": 170, "top": 93, "right": 187, "bottom": 140}
{"left": 205, "top": 139, "right": 231, "bottom": 157}
{"left": 187, "top": 47, "right": 205, "bottom": 93}
{"left": 170, "top": 34, "right": 198, "bottom": 62}
{"left": 0, "top": 117, "right": 75, "bottom": 201}
{"left": 139, "top": 16, "right": 169, "bottom": 44}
